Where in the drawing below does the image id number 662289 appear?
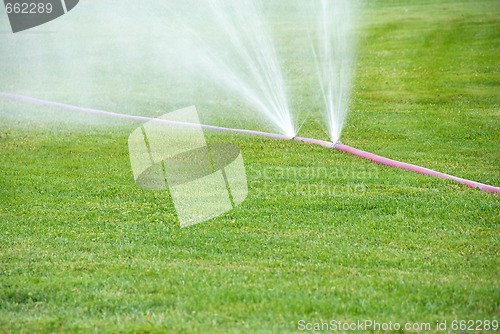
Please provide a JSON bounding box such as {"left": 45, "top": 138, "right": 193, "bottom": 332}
{"left": 5, "top": 2, "right": 53, "bottom": 14}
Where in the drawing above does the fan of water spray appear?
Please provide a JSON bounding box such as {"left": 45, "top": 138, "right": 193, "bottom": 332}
{"left": 311, "top": 0, "right": 357, "bottom": 143}
{"left": 160, "top": 0, "right": 296, "bottom": 138}
{"left": 159, "top": 0, "right": 356, "bottom": 141}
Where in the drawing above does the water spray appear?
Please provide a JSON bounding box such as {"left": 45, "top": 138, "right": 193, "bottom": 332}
{"left": 1, "top": 92, "right": 498, "bottom": 194}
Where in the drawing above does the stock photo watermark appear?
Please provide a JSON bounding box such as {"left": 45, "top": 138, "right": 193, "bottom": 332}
{"left": 128, "top": 106, "right": 248, "bottom": 228}
{"left": 250, "top": 164, "right": 378, "bottom": 198}
{"left": 128, "top": 109, "right": 379, "bottom": 227}
{"left": 297, "top": 318, "right": 499, "bottom": 332}
{"left": 3, "top": 0, "right": 79, "bottom": 33}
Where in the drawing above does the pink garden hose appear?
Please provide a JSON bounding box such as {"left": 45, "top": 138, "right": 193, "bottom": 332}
{"left": 1, "top": 92, "right": 499, "bottom": 194}
{"left": 292, "top": 136, "right": 499, "bottom": 193}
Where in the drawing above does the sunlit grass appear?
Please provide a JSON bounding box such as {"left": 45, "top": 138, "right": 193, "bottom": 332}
{"left": 0, "top": 0, "right": 499, "bottom": 333}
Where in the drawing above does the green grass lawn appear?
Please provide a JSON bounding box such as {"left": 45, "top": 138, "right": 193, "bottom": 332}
{"left": 1, "top": 0, "right": 499, "bottom": 333}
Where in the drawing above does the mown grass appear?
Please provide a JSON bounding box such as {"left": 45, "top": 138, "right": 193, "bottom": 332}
{"left": 1, "top": 0, "right": 499, "bottom": 333}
